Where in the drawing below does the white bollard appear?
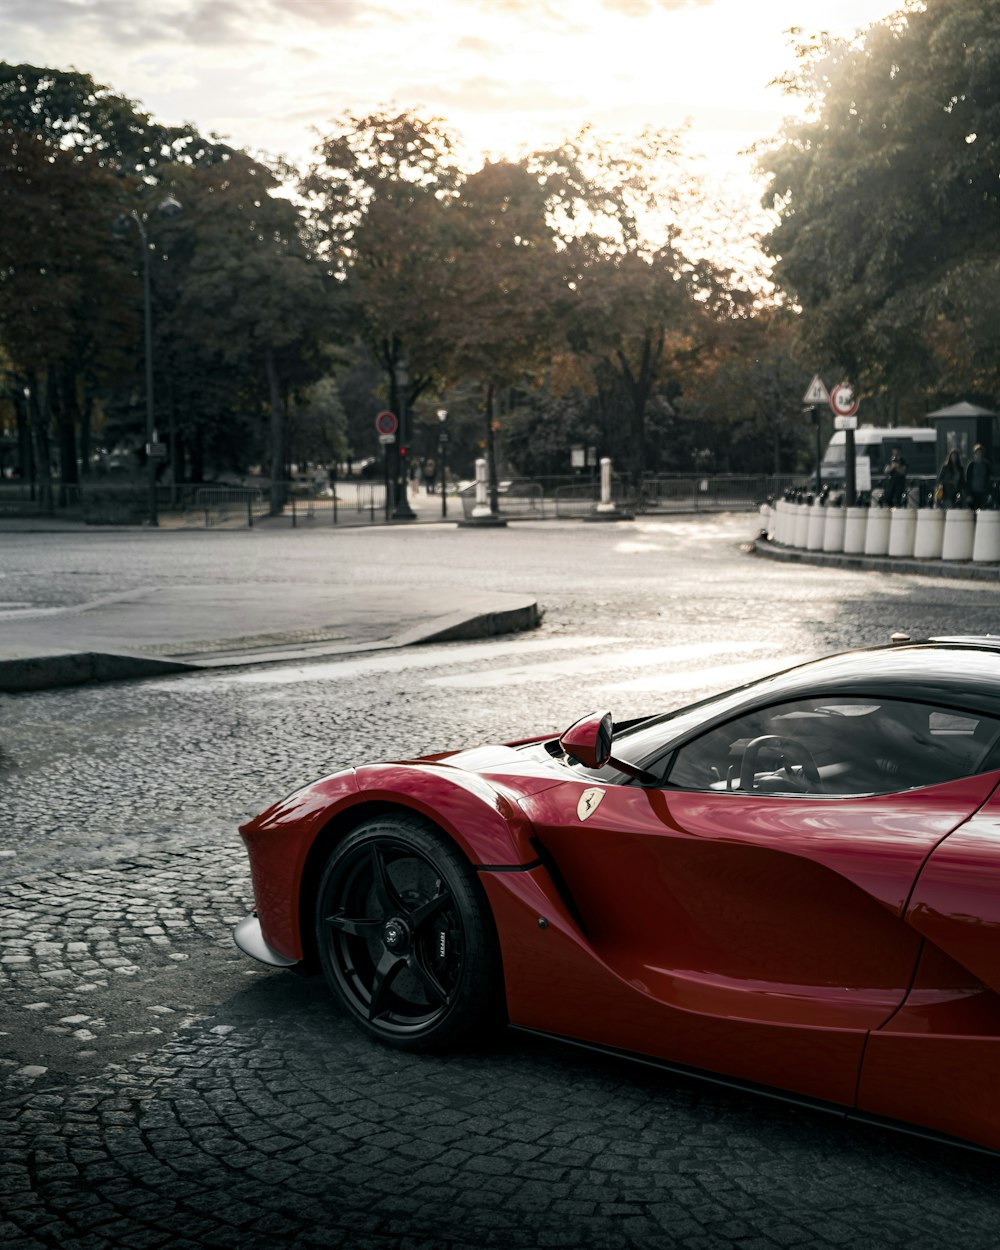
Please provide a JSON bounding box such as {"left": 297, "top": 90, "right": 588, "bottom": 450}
{"left": 888, "top": 507, "right": 917, "bottom": 558}
{"left": 771, "top": 499, "right": 784, "bottom": 543}
{"left": 595, "top": 457, "right": 618, "bottom": 514}
{"left": 471, "top": 457, "right": 492, "bottom": 519}
{"left": 913, "top": 508, "right": 944, "bottom": 559}
{"left": 843, "top": 506, "right": 868, "bottom": 554}
{"left": 941, "top": 508, "right": 975, "bottom": 561}
{"left": 793, "top": 503, "right": 811, "bottom": 549}
{"left": 972, "top": 510, "right": 1000, "bottom": 563}
{"left": 823, "top": 507, "right": 845, "bottom": 552}
{"left": 806, "top": 502, "right": 826, "bottom": 550}
{"left": 777, "top": 499, "right": 792, "bottom": 544}
{"left": 864, "top": 509, "right": 891, "bottom": 556}
{"left": 758, "top": 501, "right": 773, "bottom": 538}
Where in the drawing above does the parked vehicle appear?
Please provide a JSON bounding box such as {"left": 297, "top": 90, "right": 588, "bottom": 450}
{"left": 236, "top": 636, "right": 1000, "bottom": 1154}
{"left": 821, "top": 426, "right": 936, "bottom": 486}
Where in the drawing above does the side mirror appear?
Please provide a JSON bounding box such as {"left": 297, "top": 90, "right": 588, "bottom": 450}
{"left": 559, "top": 711, "right": 613, "bottom": 770}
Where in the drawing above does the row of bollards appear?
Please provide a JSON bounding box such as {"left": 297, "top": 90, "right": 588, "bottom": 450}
{"left": 765, "top": 499, "right": 1000, "bottom": 563}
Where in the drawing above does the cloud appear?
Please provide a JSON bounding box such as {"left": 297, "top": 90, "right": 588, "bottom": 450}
{"left": 0, "top": 0, "right": 371, "bottom": 53}
{"left": 0, "top": 0, "right": 177, "bottom": 48}
{"left": 402, "top": 73, "right": 590, "bottom": 117}
{"left": 461, "top": 0, "right": 566, "bottom": 14}
{"left": 601, "top": 0, "right": 714, "bottom": 12}
{"left": 456, "top": 0, "right": 714, "bottom": 15}
{"left": 455, "top": 35, "right": 493, "bottom": 54}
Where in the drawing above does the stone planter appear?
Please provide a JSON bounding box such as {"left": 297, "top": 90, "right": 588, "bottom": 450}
{"left": 822, "top": 508, "right": 845, "bottom": 552}
{"left": 913, "top": 508, "right": 944, "bottom": 559}
{"left": 864, "top": 509, "right": 891, "bottom": 557}
{"left": 806, "top": 502, "right": 826, "bottom": 551}
{"left": 888, "top": 508, "right": 917, "bottom": 558}
{"left": 942, "top": 509, "right": 974, "bottom": 561}
{"left": 972, "top": 510, "right": 1000, "bottom": 563}
{"left": 793, "top": 504, "right": 811, "bottom": 549}
{"left": 843, "top": 506, "right": 868, "bottom": 554}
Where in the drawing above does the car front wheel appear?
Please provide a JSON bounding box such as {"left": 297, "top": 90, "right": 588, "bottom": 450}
{"left": 315, "top": 814, "right": 501, "bottom": 1050}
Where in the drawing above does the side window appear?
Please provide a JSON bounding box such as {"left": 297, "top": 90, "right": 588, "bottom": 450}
{"left": 665, "top": 698, "right": 1000, "bottom": 797}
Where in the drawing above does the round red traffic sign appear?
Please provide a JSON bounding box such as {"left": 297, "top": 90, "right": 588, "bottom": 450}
{"left": 830, "top": 384, "right": 860, "bottom": 418}
{"left": 375, "top": 411, "right": 398, "bottom": 436}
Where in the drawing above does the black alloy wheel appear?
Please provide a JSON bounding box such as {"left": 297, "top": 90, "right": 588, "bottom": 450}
{"left": 315, "top": 814, "right": 501, "bottom": 1050}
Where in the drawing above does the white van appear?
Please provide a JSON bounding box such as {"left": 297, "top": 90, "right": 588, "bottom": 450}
{"left": 821, "top": 426, "right": 937, "bottom": 485}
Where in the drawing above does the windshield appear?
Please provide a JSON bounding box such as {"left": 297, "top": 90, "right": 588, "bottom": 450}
{"left": 565, "top": 671, "right": 795, "bottom": 785}
{"left": 822, "top": 443, "right": 845, "bottom": 467}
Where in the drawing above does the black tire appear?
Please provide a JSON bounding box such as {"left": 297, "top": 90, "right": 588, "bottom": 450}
{"left": 314, "top": 813, "right": 502, "bottom": 1051}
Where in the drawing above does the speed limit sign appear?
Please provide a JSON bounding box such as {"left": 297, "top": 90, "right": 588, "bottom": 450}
{"left": 829, "top": 384, "right": 860, "bottom": 418}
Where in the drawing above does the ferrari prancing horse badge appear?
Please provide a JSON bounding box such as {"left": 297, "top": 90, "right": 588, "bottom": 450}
{"left": 577, "top": 787, "right": 605, "bottom": 822}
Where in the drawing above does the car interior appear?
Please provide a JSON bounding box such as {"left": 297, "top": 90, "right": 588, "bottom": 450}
{"left": 663, "top": 697, "right": 1000, "bottom": 796}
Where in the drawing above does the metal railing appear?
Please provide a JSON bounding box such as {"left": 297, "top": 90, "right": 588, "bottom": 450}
{"left": 194, "top": 486, "right": 268, "bottom": 527}
{"left": 457, "top": 479, "right": 546, "bottom": 520}
{"left": 0, "top": 472, "right": 802, "bottom": 526}
{"left": 459, "top": 473, "right": 799, "bottom": 521}
{"left": 553, "top": 477, "right": 631, "bottom": 518}
{"left": 0, "top": 480, "right": 200, "bottom": 523}
{"left": 193, "top": 480, "right": 392, "bottom": 528}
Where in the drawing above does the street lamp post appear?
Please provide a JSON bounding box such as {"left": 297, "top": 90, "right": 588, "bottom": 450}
{"left": 23, "top": 385, "right": 35, "bottom": 503}
{"left": 392, "top": 357, "right": 416, "bottom": 520}
{"left": 437, "top": 408, "right": 448, "bottom": 519}
{"left": 113, "top": 197, "right": 181, "bottom": 527}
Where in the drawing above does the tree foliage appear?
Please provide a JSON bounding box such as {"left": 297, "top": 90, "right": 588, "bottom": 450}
{"left": 760, "top": 0, "right": 1000, "bottom": 408}
{"left": 0, "top": 62, "right": 337, "bottom": 501}
{"left": 0, "top": 63, "right": 840, "bottom": 505}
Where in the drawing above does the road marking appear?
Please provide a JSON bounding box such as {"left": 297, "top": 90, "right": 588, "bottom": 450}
{"left": 426, "top": 641, "right": 782, "bottom": 690}
{"left": 601, "top": 655, "right": 809, "bottom": 694}
{"left": 189, "top": 635, "right": 625, "bottom": 686}
{"left": 182, "top": 637, "right": 794, "bottom": 703}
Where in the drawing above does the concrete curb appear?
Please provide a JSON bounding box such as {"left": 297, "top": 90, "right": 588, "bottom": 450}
{"left": 0, "top": 599, "right": 541, "bottom": 694}
{"left": 753, "top": 540, "right": 1000, "bottom": 581}
{"left": 0, "top": 649, "right": 195, "bottom": 693}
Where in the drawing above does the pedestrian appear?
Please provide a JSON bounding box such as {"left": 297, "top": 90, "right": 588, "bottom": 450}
{"left": 882, "top": 451, "right": 908, "bottom": 508}
{"left": 965, "top": 444, "right": 993, "bottom": 510}
{"left": 935, "top": 448, "right": 964, "bottom": 509}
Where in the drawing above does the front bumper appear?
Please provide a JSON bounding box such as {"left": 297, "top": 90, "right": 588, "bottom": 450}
{"left": 233, "top": 913, "right": 300, "bottom": 968}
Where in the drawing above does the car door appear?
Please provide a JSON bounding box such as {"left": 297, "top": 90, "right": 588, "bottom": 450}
{"left": 521, "top": 695, "right": 1000, "bottom": 1106}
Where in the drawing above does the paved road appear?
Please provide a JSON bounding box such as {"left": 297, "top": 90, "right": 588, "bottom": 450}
{"left": 3, "top": 517, "right": 1000, "bottom": 1249}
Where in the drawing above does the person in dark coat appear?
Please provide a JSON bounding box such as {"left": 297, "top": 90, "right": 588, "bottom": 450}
{"left": 882, "top": 451, "right": 908, "bottom": 508}
{"left": 936, "top": 449, "right": 964, "bottom": 509}
{"left": 965, "top": 444, "right": 993, "bottom": 510}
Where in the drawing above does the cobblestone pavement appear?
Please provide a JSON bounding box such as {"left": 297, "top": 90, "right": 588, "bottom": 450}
{"left": 3, "top": 518, "right": 1000, "bottom": 1249}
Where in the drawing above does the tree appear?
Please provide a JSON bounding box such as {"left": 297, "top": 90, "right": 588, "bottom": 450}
{"left": 439, "top": 159, "right": 566, "bottom": 509}
{"left": 0, "top": 62, "right": 224, "bottom": 173}
{"left": 547, "top": 129, "right": 724, "bottom": 488}
{"left": 163, "top": 151, "right": 334, "bottom": 507}
{"left": 759, "top": 1, "right": 1000, "bottom": 408}
{"left": 287, "top": 374, "right": 349, "bottom": 469}
{"left": 679, "top": 308, "right": 813, "bottom": 474}
{"left": 0, "top": 62, "right": 264, "bottom": 502}
{"left": 0, "top": 120, "right": 128, "bottom": 506}
{"left": 501, "top": 389, "right": 600, "bottom": 479}
{"left": 304, "top": 112, "right": 461, "bottom": 406}
{"left": 304, "top": 111, "right": 467, "bottom": 511}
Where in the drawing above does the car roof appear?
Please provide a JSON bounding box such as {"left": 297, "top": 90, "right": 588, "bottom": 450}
{"left": 735, "top": 638, "right": 1000, "bottom": 718}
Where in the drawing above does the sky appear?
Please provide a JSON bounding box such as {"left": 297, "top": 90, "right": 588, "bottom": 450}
{"left": 2, "top": 0, "right": 902, "bottom": 259}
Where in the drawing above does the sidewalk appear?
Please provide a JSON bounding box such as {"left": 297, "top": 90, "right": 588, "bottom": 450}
{"left": 0, "top": 482, "right": 458, "bottom": 534}
{"left": 753, "top": 537, "right": 1000, "bottom": 581}
{"left": 0, "top": 580, "right": 540, "bottom": 694}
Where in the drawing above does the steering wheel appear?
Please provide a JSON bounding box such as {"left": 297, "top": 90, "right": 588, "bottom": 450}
{"left": 738, "top": 735, "right": 822, "bottom": 793}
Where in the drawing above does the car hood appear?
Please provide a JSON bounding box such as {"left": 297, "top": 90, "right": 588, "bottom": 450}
{"left": 426, "top": 740, "right": 565, "bottom": 797}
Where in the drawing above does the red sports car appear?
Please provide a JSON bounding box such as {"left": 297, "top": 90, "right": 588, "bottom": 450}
{"left": 235, "top": 637, "right": 1000, "bottom": 1154}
